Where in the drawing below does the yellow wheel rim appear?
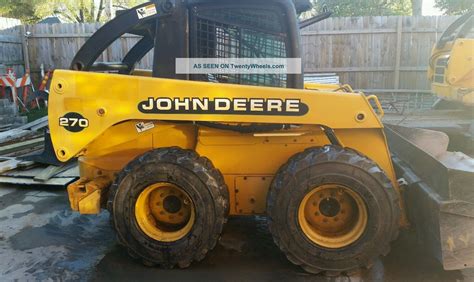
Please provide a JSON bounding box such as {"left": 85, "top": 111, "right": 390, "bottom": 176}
{"left": 135, "top": 183, "right": 195, "bottom": 242}
{"left": 298, "top": 184, "right": 368, "bottom": 248}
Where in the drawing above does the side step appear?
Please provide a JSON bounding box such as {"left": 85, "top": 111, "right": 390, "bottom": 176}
{"left": 385, "top": 124, "right": 474, "bottom": 270}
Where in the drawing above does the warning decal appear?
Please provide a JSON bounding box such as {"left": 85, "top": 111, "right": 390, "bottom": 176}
{"left": 136, "top": 4, "right": 157, "bottom": 19}
{"left": 135, "top": 121, "right": 155, "bottom": 133}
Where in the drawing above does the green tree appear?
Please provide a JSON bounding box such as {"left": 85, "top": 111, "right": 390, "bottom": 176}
{"left": 35, "top": 0, "right": 109, "bottom": 23}
{"left": 0, "top": 0, "right": 44, "bottom": 23}
{"left": 435, "top": 0, "right": 473, "bottom": 15}
{"left": 307, "top": 0, "right": 412, "bottom": 17}
{"left": 0, "top": 0, "right": 145, "bottom": 23}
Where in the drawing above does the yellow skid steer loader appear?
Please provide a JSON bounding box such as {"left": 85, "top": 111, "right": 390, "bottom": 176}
{"left": 34, "top": 0, "right": 472, "bottom": 275}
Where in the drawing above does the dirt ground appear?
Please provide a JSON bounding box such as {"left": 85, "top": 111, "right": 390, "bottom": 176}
{"left": 0, "top": 185, "right": 473, "bottom": 282}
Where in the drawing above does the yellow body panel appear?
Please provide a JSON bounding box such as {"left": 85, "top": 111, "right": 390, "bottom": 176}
{"left": 49, "top": 70, "right": 402, "bottom": 220}
{"left": 74, "top": 123, "right": 397, "bottom": 216}
{"left": 49, "top": 70, "right": 384, "bottom": 162}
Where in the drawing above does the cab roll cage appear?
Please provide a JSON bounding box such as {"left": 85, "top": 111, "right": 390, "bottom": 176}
{"left": 70, "top": 0, "right": 330, "bottom": 89}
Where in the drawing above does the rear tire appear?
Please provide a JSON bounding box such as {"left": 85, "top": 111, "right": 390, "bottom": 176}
{"left": 267, "top": 145, "right": 400, "bottom": 275}
{"left": 107, "top": 147, "right": 229, "bottom": 268}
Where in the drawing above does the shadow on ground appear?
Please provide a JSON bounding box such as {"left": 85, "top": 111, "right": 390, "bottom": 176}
{"left": 92, "top": 216, "right": 470, "bottom": 282}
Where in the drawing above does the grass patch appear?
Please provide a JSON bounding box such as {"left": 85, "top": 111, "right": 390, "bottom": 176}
{"left": 22, "top": 107, "right": 48, "bottom": 123}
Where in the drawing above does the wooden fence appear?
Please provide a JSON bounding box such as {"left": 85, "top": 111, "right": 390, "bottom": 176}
{"left": 300, "top": 15, "right": 458, "bottom": 92}
{"left": 0, "top": 15, "right": 461, "bottom": 110}
{"left": 24, "top": 23, "right": 154, "bottom": 73}
{"left": 0, "top": 17, "right": 25, "bottom": 76}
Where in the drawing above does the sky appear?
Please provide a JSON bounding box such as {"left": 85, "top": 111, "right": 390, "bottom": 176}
{"left": 423, "top": 0, "right": 443, "bottom": 15}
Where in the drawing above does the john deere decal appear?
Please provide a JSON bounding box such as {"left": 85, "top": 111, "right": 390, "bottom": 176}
{"left": 138, "top": 97, "right": 309, "bottom": 116}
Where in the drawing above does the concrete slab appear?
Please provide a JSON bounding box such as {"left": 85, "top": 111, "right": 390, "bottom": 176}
{"left": 0, "top": 188, "right": 115, "bottom": 281}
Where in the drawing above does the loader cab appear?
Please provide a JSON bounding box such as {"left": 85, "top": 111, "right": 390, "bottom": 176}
{"left": 71, "top": 0, "right": 310, "bottom": 89}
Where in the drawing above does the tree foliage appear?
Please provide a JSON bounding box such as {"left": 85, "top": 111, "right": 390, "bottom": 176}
{"left": 35, "top": 0, "right": 107, "bottom": 23}
{"left": 435, "top": 0, "right": 473, "bottom": 15}
{"left": 306, "top": 0, "right": 412, "bottom": 17}
{"left": 0, "top": 0, "right": 43, "bottom": 23}
{"left": 0, "top": 0, "right": 145, "bottom": 23}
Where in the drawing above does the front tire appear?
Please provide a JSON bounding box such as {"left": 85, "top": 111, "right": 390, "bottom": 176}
{"left": 267, "top": 145, "right": 400, "bottom": 275}
{"left": 107, "top": 147, "right": 229, "bottom": 268}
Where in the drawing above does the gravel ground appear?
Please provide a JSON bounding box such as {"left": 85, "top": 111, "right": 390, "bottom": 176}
{"left": 0, "top": 185, "right": 472, "bottom": 282}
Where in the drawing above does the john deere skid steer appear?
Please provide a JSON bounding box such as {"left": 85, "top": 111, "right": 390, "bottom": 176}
{"left": 41, "top": 0, "right": 473, "bottom": 275}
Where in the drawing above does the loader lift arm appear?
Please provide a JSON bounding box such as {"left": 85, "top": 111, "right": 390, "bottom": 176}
{"left": 71, "top": 2, "right": 161, "bottom": 73}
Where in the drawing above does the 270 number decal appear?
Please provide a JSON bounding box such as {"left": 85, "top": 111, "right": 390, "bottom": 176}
{"left": 59, "top": 117, "right": 89, "bottom": 127}
{"left": 59, "top": 112, "right": 89, "bottom": 132}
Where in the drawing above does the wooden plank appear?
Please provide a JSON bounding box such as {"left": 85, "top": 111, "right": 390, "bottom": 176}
{"left": 0, "top": 158, "right": 35, "bottom": 174}
{"left": 301, "top": 28, "right": 448, "bottom": 36}
{"left": 0, "top": 176, "right": 76, "bottom": 186}
{"left": 0, "top": 34, "right": 22, "bottom": 44}
{"left": 20, "top": 25, "right": 30, "bottom": 71}
{"left": 305, "top": 66, "right": 427, "bottom": 72}
{"left": 30, "top": 122, "right": 49, "bottom": 132}
{"left": 16, "top": 160, "right": 36, "bottom": 170}
{"left": 53, "top": 165, "right": 79, "bottom": 178}
{"left": 34, "top": 165, "right": 65, "bottom": 181}
{"left": 0, "top": 137, "right": 44, "bottom": 155}
{"left": 0, "top": 159, "right": 22, "bottom": 173}
{"left": 33, "top": 162, "right": 77, "bottom": 181}
{"left": 302, "top": 29, "right": 397, "bottom": 36}
{"left": 2, "top": 164, "right": 78, "bottom": 178}
{"left": 394, "top": 17, "right": 403, "bottom": 90}
{"left": 17, "top": 116, "right": 48, "bottom": 130}
{"left": 0, "top": 60, "right": 24, "bottom": 65}
{"left": 0, "top": 129, "right": 36, "bottom": 144}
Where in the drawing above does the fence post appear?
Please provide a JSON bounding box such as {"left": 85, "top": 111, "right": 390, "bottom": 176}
{"left": 394, "top": 17, "right": 403, "bottom": 90}
{"left": 20, "top": 25, "right": 30, "bottom": 72}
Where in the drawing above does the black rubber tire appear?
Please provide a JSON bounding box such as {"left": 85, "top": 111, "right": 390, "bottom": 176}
{"left": 107, "top": 147, "right": 229, "bottom": 268}
{"left": 267, "top": 145, "right": 400, "bottom": 275}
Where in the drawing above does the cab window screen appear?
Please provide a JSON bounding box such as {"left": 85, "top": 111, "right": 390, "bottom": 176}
{"left": 191, "top": 7, "right": 288, "bottom": 87}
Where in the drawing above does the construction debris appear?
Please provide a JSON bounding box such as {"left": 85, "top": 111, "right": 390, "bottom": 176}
{"left": 0, "top": 164, "right": 78, "bottom": 186}
{"left": 0, "top": 116, "right": 78, "bottom": 187}
{"left": 0, "top": 116, "right": 47, "bottom": 144}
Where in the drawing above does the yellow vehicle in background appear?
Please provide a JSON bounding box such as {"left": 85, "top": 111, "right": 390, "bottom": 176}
{"left": 429, "top": 11, "right": 473, "bottom": 106}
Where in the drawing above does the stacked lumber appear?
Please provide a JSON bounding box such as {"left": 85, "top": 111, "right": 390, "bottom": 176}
{"left": 0, "top": 116, "right": 78, "bottom": 187}
{"left": 304, "top": 73, "right": 340, "bottom": 85}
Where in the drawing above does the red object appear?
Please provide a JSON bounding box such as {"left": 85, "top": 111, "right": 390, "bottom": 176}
{"left": 0, "top": 79, "right": 5, "bottom": 98}
{"left": 39, "top": 71, "right": 52, "bottom": 91}
{"left": 0, "top": 68, "right": 18, "bottom": 106}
